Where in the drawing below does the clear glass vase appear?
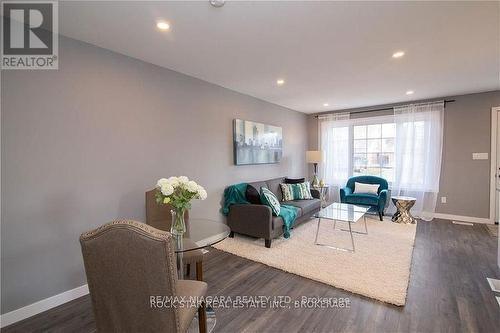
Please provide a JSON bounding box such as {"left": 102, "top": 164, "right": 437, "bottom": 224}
{"left": 170, "top": 208, "right": 186, "bottom": 236}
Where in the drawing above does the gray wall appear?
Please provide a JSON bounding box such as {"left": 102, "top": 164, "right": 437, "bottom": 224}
{"left": 1, "top": 36, "right": 308, "bottom": 313}
{"left": 307, "top": 90, "right": 500, "bottom": 218}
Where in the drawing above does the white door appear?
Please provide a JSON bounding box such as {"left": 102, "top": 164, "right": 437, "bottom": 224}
{"left": 496, "top": 110, "right": 500, "bottom": 269}
{"left": 497, "top": 112, "right": 500, "bottom": 223}
{"left": 495, "top": 109, "right": 500, "bottom": 269}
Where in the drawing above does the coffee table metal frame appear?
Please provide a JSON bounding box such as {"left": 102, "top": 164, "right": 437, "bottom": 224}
{"left": 314, "top": 203, "right": 369, "bottom": 252}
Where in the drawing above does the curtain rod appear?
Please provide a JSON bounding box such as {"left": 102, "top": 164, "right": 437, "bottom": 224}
{"left": 314, "top": 99, "right": 455, "bottom": 119}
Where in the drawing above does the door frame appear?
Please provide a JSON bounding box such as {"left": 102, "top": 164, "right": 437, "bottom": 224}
{"left": 490, "top": 106, "right": 500, "bottom": 223}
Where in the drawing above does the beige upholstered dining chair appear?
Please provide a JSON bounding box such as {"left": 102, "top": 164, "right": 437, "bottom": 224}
{"left": 80, "top": 220, "right": 207, "bottom": 333}
{"left": 146, "top": 189, "right": 205, "bottom": 280}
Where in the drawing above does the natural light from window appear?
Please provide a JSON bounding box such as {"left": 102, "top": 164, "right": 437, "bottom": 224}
{"left": 353, "top": 123, "right": 396, "bottom": 182}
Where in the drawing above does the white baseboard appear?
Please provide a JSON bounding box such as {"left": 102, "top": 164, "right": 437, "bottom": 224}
{"left": 0, "top": 284, "right": 89, "bottom": 328}
{"left": 433, "top": 213, "right": 493, "bottom": 224}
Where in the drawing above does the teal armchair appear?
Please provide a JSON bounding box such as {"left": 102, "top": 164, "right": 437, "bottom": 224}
{"left": 340, "top": 176, "right": 388, "bottom": 221}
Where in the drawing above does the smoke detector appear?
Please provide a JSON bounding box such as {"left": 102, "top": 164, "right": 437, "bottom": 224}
{"left": 209, "top": 0, "right": 225, "bottom": 8}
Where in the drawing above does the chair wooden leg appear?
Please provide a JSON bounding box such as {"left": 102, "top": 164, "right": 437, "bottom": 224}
{"left": 229, "top": 231, "right": 234, "bottom": 238}
{"left": 198, "top": 301, "right": 207, "bottom": 333}
{"left": 379, "top": 212, "right": 383, "bottom": 221}
{"left": 196, "top": 261, "right": 203, "bottom": 281}
{"left": 186, "top": 264, "right": 191, "bottom": 277}
{"left": 265, "top": 239, "right": 272, "bottom": 248}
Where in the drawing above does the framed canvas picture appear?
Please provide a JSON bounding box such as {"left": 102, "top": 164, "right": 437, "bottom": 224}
{"left": 233, "top": 119, "right": 283, "bottom": 165}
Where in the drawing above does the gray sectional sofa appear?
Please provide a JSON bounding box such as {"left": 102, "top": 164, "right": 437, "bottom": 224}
{"left": 227, "top": 177, "right": 321, "bottom": 248}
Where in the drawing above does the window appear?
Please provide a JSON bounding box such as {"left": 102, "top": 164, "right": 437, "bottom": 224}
{"left": 319, "top": 102, "right": 444, "bottom": 220}
{"left": 320, "top": 111, "right": 440, "bottom": 189}
{"left": 352, "top": 122, "right": 396, "bottom": 182}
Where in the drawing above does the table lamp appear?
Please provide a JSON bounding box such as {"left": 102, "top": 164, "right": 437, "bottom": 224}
{"left": 306, "top": 150, "right": 323, "bottom": 187}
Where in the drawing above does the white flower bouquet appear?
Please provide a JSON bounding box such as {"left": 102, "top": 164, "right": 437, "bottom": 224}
{"left": 155, "top": 176, "right": 207, "bottom": 235}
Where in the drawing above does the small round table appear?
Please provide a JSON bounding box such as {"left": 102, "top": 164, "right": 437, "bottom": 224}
{"left": 391, "top": 196, "right": 417, "bottom": 224}
{"left": 172, "top": 218, "right": 230, "bottom": 333}
{"left": 173, "top": 218, "right": 230, "bottom": 278}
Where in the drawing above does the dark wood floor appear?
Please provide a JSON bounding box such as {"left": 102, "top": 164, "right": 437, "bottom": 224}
{"left": 3, "top": 219, "right": 500, "bottom": 333}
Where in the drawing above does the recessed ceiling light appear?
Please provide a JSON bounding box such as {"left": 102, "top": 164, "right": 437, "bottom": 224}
{"left": 406, "top": 90, "right": 414, "bottom": 95}
{"left": 209, "top": 0, "right": 226, "bottom": 7}
{"left": 276, "top": 79, "right": 285, "bottom": 86}
{"left": 323, "top": 103, "right": 329, "bottom": 107}
{"left": 156, "top": 21, "right": 170, "bottom": 31}
{"left": 392, "top": 51, "right": 405, "bottom": 58}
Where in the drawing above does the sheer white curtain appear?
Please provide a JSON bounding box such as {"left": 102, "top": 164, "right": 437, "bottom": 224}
{"left": 318, "top": 112, "right": 350, "bottom": 201}
{"left": 391, "top": 101, "right": 444, "bottom": 221}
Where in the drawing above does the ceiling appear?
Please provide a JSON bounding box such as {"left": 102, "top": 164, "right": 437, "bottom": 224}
{"left": 59, "top": 1, "right": 500, "bottom": 113}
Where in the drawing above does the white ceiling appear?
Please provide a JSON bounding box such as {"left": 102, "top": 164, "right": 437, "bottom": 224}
{"left": 59, "top": 1, "right": 500, "bottom": 113}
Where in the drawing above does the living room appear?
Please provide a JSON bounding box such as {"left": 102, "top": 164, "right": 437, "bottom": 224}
{"left": 1, "top": 1, "right": 500, "bottom": 332}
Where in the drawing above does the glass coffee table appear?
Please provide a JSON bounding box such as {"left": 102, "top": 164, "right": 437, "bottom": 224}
{"left": 313, "top": 202, "right": 369, "bottom": 252}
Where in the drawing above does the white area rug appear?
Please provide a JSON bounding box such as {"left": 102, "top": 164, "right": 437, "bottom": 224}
{"left": 214, "top": 217, "right": 417, "bottom": 306}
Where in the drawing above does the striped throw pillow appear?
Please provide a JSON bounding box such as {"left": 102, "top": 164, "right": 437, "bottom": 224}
{"left": 280, "top": 182, "right": 313, "bottom": 201}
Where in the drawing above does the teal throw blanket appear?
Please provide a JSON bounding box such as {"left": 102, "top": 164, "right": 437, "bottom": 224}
{"left": 279, "top": 204, "right": 298, "bottom": 239}
{"left": 221, "top": 183, "right": 249, "bottom": 215}
{"left": 222, "top": 183, "right": 298, "bottom": 238}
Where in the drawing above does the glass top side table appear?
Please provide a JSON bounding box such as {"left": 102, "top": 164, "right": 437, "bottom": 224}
{"left": 171, "top": 218, "right": 230, "bottom": 333}
{"left": 172, "top": 218, "right": 230, "bottom": 278}
{"left": 173, "top": 218, "right": 230, "bottom": 253}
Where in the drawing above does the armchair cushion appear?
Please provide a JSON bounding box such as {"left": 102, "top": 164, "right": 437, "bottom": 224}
{"left": 344, "top": 193, "right": 380, "bottom": 206}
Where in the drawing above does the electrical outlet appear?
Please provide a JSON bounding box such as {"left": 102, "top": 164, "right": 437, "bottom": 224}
{"left": 441, "top": 196, "right": 447, "bottom": 204}
{"left": 472, "top": 153, "right": 488, "bottom": 160}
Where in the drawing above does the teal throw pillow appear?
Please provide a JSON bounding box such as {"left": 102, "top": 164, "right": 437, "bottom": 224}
{"left": 260, "top": 187, "right": 281, "bottom": 216}
{"left": 280, "top": 182, "right": 313, "bottom": 201}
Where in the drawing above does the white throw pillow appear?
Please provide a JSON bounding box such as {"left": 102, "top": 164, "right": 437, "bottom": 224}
{"left": 353, "top": 182, "right": 380, "bottom": 195}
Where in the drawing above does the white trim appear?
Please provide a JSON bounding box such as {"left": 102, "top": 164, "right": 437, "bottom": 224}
{"left": 451, "top": 221, "right": 474, "bottom": 226}
{"left": 490, "top": 107, "right": 500, "bottom": 224}
{"left": 0, "top": 284, "right": 89, "bottom": 328}
{"left": 433, "top": 213, "right": 493, "bottom": 224}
